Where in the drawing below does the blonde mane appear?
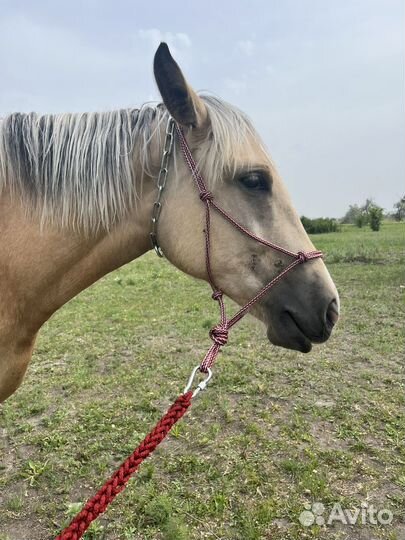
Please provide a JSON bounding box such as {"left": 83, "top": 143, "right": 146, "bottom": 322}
{"left": 0, "top": 95, "right": 256, "bottom": 233}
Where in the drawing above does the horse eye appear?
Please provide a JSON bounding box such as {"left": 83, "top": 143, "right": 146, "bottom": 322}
{"left": 238, "top": 172, "right": 269, "bottom": 192}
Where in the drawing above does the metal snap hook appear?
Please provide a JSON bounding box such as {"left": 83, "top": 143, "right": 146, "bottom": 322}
{"left": 183, "top": 365, "right": 213, "bottom": 398}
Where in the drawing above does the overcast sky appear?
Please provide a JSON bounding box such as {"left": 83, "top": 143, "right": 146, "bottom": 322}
{"left": 0, "top": 0, "right": 403, "bottom": 217}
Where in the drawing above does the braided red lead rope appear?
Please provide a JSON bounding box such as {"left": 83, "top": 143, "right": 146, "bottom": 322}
{"left": 55, "top": 392, "right": 192, "bottom": 540}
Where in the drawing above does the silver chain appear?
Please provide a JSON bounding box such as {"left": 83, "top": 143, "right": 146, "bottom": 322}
{"left": 150, "top": 117, "right": 175, "bottom": 257}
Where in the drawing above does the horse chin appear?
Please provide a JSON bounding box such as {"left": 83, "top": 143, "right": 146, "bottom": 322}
{"left": 266, "top": 313, "right": 313, "bottom": 353}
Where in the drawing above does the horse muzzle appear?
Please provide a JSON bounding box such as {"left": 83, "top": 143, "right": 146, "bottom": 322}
{"left": 266, "top": 297, "right": 339, "bottom": 353}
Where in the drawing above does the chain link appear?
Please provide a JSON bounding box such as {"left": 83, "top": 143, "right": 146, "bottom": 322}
{"left": 150, "top": 117, "right": 175, "bottom": 257}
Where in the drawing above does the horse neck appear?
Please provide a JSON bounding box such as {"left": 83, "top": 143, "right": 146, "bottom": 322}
{"left": 0, "top": 169, "right": 156, "bottom": 337}
{"left": 0, "top": 114, "right": 166, "bottom": 401}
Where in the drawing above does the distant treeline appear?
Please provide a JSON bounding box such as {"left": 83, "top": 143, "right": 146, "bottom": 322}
{"left": 300, "top": 216, "right": 340, "bottom": 234}
{"left": 301, "top": 195, "right": 404, "bottom": 234}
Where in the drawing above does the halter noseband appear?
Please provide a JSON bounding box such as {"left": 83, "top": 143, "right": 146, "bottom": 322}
{"left": 151, "top": 117, "right": 323, "bottom": 374}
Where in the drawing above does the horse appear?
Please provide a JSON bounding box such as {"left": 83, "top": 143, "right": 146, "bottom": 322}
{"left": 0, "top": 43, "right": 339, "bottom": 403}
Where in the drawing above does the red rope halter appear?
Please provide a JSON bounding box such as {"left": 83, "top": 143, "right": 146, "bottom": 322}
{"left": 55, "top": 119, "right": 322, "bottom": 539}
{"left": 174, "top": 123, "right": 322, "bottom": 372}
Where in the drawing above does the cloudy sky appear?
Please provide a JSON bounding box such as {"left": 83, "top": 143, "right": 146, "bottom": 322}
{"left": 0, "top": 0, "right": 403, "bottom": 217}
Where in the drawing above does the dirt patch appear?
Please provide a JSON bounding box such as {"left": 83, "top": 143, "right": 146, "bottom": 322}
{"left": 310, "top": 421, "right": 348, "bottom": 451}
{"left": 0, "top": 519, "right": 48, "bottom": 540}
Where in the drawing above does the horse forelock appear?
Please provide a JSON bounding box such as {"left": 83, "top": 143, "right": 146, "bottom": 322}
{"left": 197, "top": 95, "right": 261, "bottom": 180}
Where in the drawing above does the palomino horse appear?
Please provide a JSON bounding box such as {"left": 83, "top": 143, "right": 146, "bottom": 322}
{"left": 0, "top": 43, "right": 339, "bottom": 403}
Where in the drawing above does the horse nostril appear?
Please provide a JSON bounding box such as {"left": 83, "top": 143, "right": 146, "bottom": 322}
{"left": 326, "top": 299, "right": 339, "bottom": 328}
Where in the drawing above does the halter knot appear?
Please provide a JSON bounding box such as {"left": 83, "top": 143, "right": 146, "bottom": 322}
{"left": 209, "top": 324, "right": 229, "bottom": 347}
{"left": 297, "top": 251, "right": 308, "bottom": 263}
{"left": 212, "top": 290, "right": 223, "bottom": 301}
{"left": 200, "top": 190, "right": 214, "bottom": 202}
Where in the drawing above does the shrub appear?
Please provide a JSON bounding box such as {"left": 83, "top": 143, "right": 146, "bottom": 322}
{"left": 301, "top": 216, "right": 340, "bottom": 234}
{"left": 369, "top": 206, "right": 383, "bottom": 231}
{"left": 355, "top": 212, "right": 367, "bottom": 228}
{"left": 393, "top": 195, "right": 405, "bottom": 221}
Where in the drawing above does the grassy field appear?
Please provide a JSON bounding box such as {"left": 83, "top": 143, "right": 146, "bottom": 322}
{"left": 0, "top": 222, "right": 404, "bottom": 540}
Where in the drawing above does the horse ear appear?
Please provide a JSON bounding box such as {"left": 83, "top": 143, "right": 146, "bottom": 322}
{"left": 153, "top": 42, "right": 207, "bottom": 128}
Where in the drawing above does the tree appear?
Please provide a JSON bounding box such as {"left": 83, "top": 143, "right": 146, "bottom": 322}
{"left": 355, "top": 212, "right": 367, "bottom": 228}
{"left": 342, "top": 204, "right": 361, "bottom": 224}
{"left": 362, "top": 198, "right": 375, "bottom": 214}
{"left": 343, "top": 198, "right": 384, "bottom": 231}
{"left": 393, "top": 196, "right": 405, "bottom": 221}
{"left": 369, "top": 206, "right": 384, "bottom": 231}
{"left": 343, "top": 199, "right": 374, "bottom": 225}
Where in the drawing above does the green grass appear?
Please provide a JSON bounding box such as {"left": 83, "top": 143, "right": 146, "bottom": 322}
{"left": 315, "top": 221, "right": 404, "bottom": 264}
{"left": 0, "top": 222, "right": 404, "bottom": 539}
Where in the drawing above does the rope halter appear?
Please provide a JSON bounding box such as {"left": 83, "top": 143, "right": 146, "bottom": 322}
{"left": 151, "top": 117, "right": 323, "bottom": 378}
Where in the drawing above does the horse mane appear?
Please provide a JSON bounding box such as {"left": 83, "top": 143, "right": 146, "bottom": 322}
{"left": 0, "top": 95, "right": 256, "bottom": 233}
